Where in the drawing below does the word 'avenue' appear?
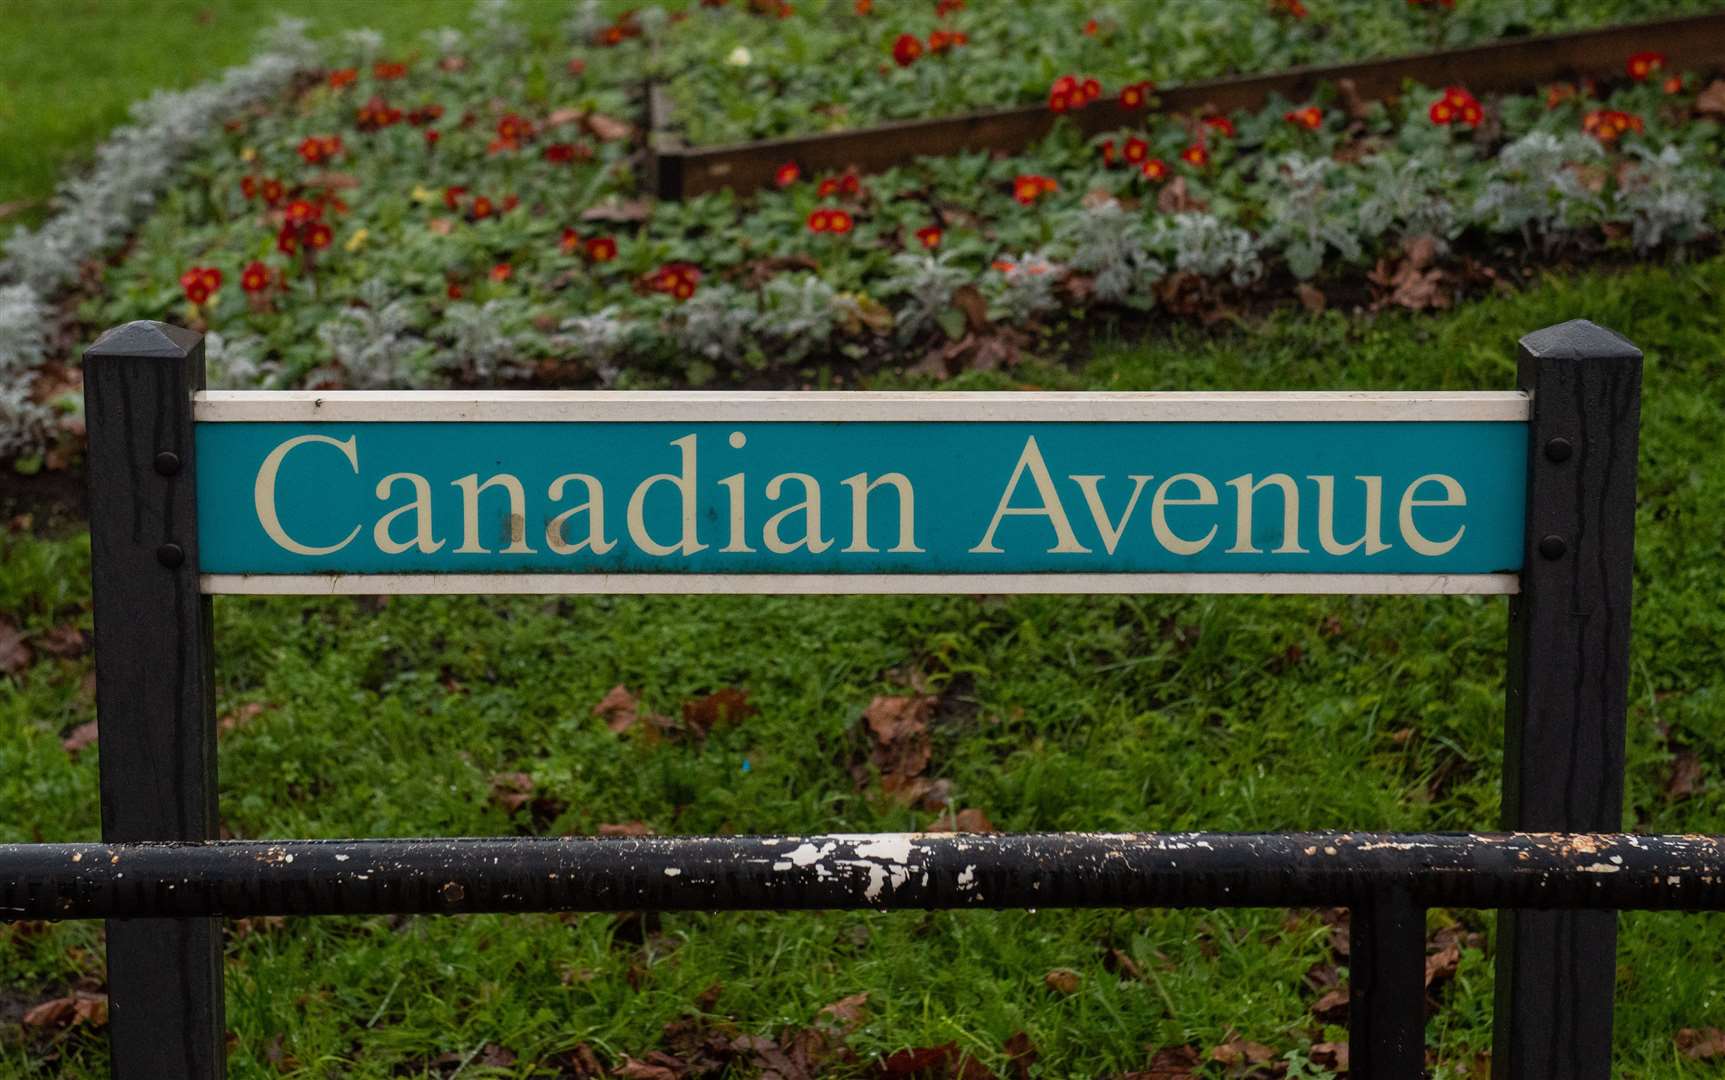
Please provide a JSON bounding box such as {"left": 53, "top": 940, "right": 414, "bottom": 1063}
{"left": 196, "top": 418, "right": 1526, "bottom": 579}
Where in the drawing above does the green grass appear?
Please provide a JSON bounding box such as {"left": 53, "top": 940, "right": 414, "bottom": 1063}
{"left": 3, "top": 256, "right": 1723, "bottom": 1076}
{"left": 0, "top": 0, "right": 575, "bottom": 232}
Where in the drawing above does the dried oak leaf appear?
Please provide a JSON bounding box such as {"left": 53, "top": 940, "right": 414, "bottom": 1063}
{"left": 1667, "top": 748, "right": 1704, "bottom": 800}
{"left": 1043, "top": 969, "right": 1080, "bottom": 994}
{"left": 62, "top": 720, "right": 99, "bottom": 756}
{"left": 926, "top": 807, "right": 997, "bottom": 833}
{"left": 1311, "top": 986, "right": 1349, "bottom": 1023}
{"left": 819, "top": 992, "right": 870, "bottom": 1031}
{"left": 683, "top": 687, "right": 758, "bottom": 739}
{"left": 1695, "top": 80, "right": 1725, "bottom": 117}
{"left": 582, "top": 112, "right": 634, "bottom": 141}
{"left": 615, "top": 1054, "right": 682, "bottom": 1080}
{"left": 862, "top": 695, "right": 935, "bottom": 801}
{"left": 34, "top": 624, "right": 87, "bottom": 658}
{"left": 490, "top": 771, "right": 536, "bottom": 814}
{"left": 22, "top": 991, "right": 108, "bottom": 1030}
{"left": 594, "top": 684, "right": 644, "bottom": 733}
{"left": 1206, "top": 1036, "right": 1276, "bottom": 1066}
{"left": 1132, "top": 1045, "right": 1202, "bottom": 1078}
{"left": 1003, "top": 1032, "right": 1038, "bottom": 1080}
{"left": 1678, "top": 1028, "right": 1725, "bottom": 1060}
{"left": 0, "top": 617, "right": 33, "bottom": 674}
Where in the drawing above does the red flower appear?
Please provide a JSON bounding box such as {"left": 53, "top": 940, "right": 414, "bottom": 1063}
{"left": 1080, "top": 77, "right": 1102, "bottom": 102}
{"left": 775, "top": 161, "right": 801, "bottom": 187}
{"left": 179, "top": 266, "right": 222, "bottom": 305}
{"left": 298, "top": 135, "right": 338, "bottom": 164}
{"left": 240, "top": 260, "right": 271, "bottom": 294}
{"left": 1664, "top": 74, "right": 1685, "bottom": 95}
{"left": 1099, "top": 139, "right": 1117, "bottom": 166}
{"left": 1583, "top": 108, "right": 1644, "bottom": 143}
{"left": 543, "top": 143, "right": 580, "bottom": 163}
{"left": 490, "top": 263, "right": 513, "bottom": 283}
{"left": 1012, "top": 174, "right": 1057, "bottom": 205}
{"left": 585, "top": 236, "right": 618, "bottom": 263}
{"left": 854, "top": 0, "right": 872, "bottom": 12}
{"left": 1271, "top": 0, "right": 1308, "bottom": 16}
{"left": 373, "top": 60, "right": 408, "bottom": 80}
{"left": 1202, "top": 115, "right": 1236, "bottom": 138}
{"left": 357, "top": 96, "right": 404, "bottom": 130}
{"left": 1083, "top": 18, "right": 1099, "bottom": 35}
{"left": 928, "top": 29, "right": 958, "bottom": 54}
{"left": 284, "top": 199, "right": 321, "bottom": 224}
{"left": 935, "top": 0, "right": 963, "bottom": 14}
{"left": 425, "top": 129, "right": 441, "bottom": 146}
{"left": 240, "top": 176, "right": 258, "bottom": 199}
{"left": 1140, "top": 158, "right": 1170, "bottom": 182}
{"left": 408, "top": 104, "right": 444, "bottom": 126}
{"left": 447, "top": 282, "right": 464, "bottom": 299}
{"left": 496, "top": 112, "right": 534, "bottom": 146}
{"left": 260, "top": 178, "right": 284, "bottom": 204}
{"left": 1048, "top": 74, "right": 1079, "bottom": 112}
{"left": 652, "top": 262, "right": 701, "bottom": 301}
{"left": 1122, "top": 137, "right": 1149, "bottom": 164}
{"left": 1180, "top": 143, "right": 1209, "bottom": 168}
{"left": 304, "top": 223, "right": 333, "bottom": 250}
{"left": 915, "top": 225, "right": 942, "bottom": 249}
{"left": 1429, "top": 86, "right": 1482, "bottom": 128}
{"left": 276, "top": 224, "right": 299, "bottom": 254}
{"left": 1119, "top": 81, "right": 1153, "bottom": 109}
{"left": 471, "top": 195, "right": 495, "bottom": 219}
{"left": 1626, "top": 51, "right": 1666, "bottom": 81}
{"left": 892, "top": 33, "right": 923, "bottom": 67}
{"left": 328, "top": 68, "right": 357, "bottom": 89}
{"left": 808, "top": 209, "right": 833, "bottom": 233}
{"left": 567, "top": 57, "right": 587, "bottom": 76}
{"left": 443, "top": 186, "right": 468, "bottom": 211}
{"left": 1284, "top": 106, "right": 1323, "bottom": 130}
{"left": 828, "top": 209, "right": 855, "bottom": 234}
{"left": 561, "top": 228, "right": 582, "bottom": 254}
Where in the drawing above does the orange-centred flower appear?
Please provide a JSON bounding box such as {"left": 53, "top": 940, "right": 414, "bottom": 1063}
{"left": 1012, "top": 174, "right": 1057, "bottom": 205}
{"left": 585, "top": 236, "right": 618, "bottom": 262}
{"left": 892, "top": 33, "right": 923, "bottom": 66}
{"left": 178, "top": 266, "right": 223, "bottom": 305}
{"left": 1140, "top": 158, "right": 1170, "bottom": 182}
{"left": 915, "top": 226, "right": 942, "bottom": 249}
{"left": 1180, "top": 143, "right": 1209, "bottom": 168}
{"left": 1626, "top": 51, "right": 1665, "bottom": 81}
{"left": 1284, "top": 106, "right": 1323, "bottom": 130}
{"left": 240, "top": 260, "right": 271, "bottom": 293}
{"left": 775, "top": 161, "right": 801, "bottom": 187}
{"left": 1119, "top": 81, "right": 1153, "bottom": 108}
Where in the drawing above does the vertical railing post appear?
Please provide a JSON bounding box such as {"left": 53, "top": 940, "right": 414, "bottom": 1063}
{"left": 84, "top": 322, "right": 225, "bottom": 1080}
{"left": 1495, "top": 319, "right": 1642, "bottom": 1079}
{"left": 1349, "top": 887, "right": 1428, "bottom": 1078}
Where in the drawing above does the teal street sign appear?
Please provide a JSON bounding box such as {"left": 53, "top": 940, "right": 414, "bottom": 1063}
{"left": 193, "top": 393, "right": 1528, "bottom": 592}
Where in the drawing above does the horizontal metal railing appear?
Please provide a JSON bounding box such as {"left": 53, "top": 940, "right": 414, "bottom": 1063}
{"left": 5, "top": 831, "right": 1723, "bottom": 921}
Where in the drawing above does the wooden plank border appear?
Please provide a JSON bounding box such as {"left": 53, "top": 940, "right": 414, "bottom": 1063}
{"left": 649, "top": 11, "right": 1725, "bottom": 199}
{"left": 195, "top": 390, "right": 1531, "bottom": 424}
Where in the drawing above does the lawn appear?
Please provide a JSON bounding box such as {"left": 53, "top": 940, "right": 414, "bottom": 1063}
{"left": 3, "top": 256, "right": 1724, "bottom": 1077}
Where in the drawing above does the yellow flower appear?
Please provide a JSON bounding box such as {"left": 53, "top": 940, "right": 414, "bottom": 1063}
{"left": 410, "top": 185, "right": 438, "bottom": 204}
{"left": 240, "top": 147, "right": 257, "bottom": 163}
{"left": 344, "top": 227, "right": 369, "bottom": 253}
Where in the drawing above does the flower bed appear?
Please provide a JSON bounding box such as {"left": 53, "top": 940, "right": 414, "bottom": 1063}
{"left": 2, "top": 1, "right": 1723, "bottom": 470}
{"left": 629, "top": 0, "right": 1722, "bottom": 146}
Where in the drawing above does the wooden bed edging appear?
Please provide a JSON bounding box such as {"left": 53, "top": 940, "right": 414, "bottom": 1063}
{"left": 647, "top": 9, "right": 1725, "bottom": 199}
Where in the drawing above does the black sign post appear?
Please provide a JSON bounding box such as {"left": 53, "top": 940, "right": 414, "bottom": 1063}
{"left": 1496, "top": 320, "right": 1643, "bottom": 1079}
{"left": 84, "top": 322, "right": 224, "bottom": 1080}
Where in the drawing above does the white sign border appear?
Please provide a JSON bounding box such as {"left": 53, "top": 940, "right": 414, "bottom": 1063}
{"left": 195, "top": 390, "right": 1531, "bottom": 424}
{"left": 201, "top": 573, "right": 1519, "bottom": 597}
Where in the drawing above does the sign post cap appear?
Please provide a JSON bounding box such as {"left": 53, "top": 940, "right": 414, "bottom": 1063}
{"left": 1519, "top": 319, "right": 1642, "bottom": 362}
{"left": 86, "top": 320, "right": 202, "bottom": 360}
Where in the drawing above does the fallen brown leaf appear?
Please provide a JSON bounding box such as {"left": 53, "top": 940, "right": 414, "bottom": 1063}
{"left": 819, "top": 991, "right": 870, "bottom": 1031}
{"left": 490, "top": 771, "right": 536, "bottom": 813}
{"left": 1678, "top": 1027, "right": 1725, "bottom": 1060}
{"left": 22, "top": 991, "right": 108, "bottom": 1030}
{"left": 1425, "top": 939, "right": 1462, "bottom": 987}
{"left": 219, "top": 701, "right": 268, "bottom": 736}
{"left": 598, "top": 821, "right": 655, "bottom": 837}
{"left": 1295, "top": 283, "right": 1326, "bottom": 313}
{"left": 583, "top": 112, "right": 634, "bottom": 141}
{"left": 1667, "top": 748, "right": 1704, "bottom": 800}
{"left": 1312, "top": 986, "right": 1349, "bottom": 1023}
{"left": 0, "top": 617, "right": 33, "bottom": 674}
{"left": 1695, "top": 80, "right": 1725, "bottom": 117}
{"left": 61, "top": 720, "right": 99, "bottom": 756}
{"left": 1002, "top": 1032, "right": 1038, "bottom": 1080}
{"left": 34, "top": 624, "right": 86, "bottom": 658}
{"left": 1206, "top": 1036, "right": 1275, "bottom": 1066}
{"left": 683, "top": 688, "right": 758, "bottom": 739}
{"left": 862, "top": 695, "right": 935, "bottom": 802}
{"left": 594, "top": 684, "right": 644, "bottom": 733}
{"left": 1043, "top": 969, "right": 1080, "bottom": 994}
{"left": 1309, "top": 1041, "right": 1349, "bottom": 1071}
{"left": 615, "top": 1054, "right": 681, "bottom": 1080}
{"left": 1129, "top": 1044, "right": 1202, "bottom": 1078}
{"left": 926, "top": 807, "right": 997, "bottom": 833}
